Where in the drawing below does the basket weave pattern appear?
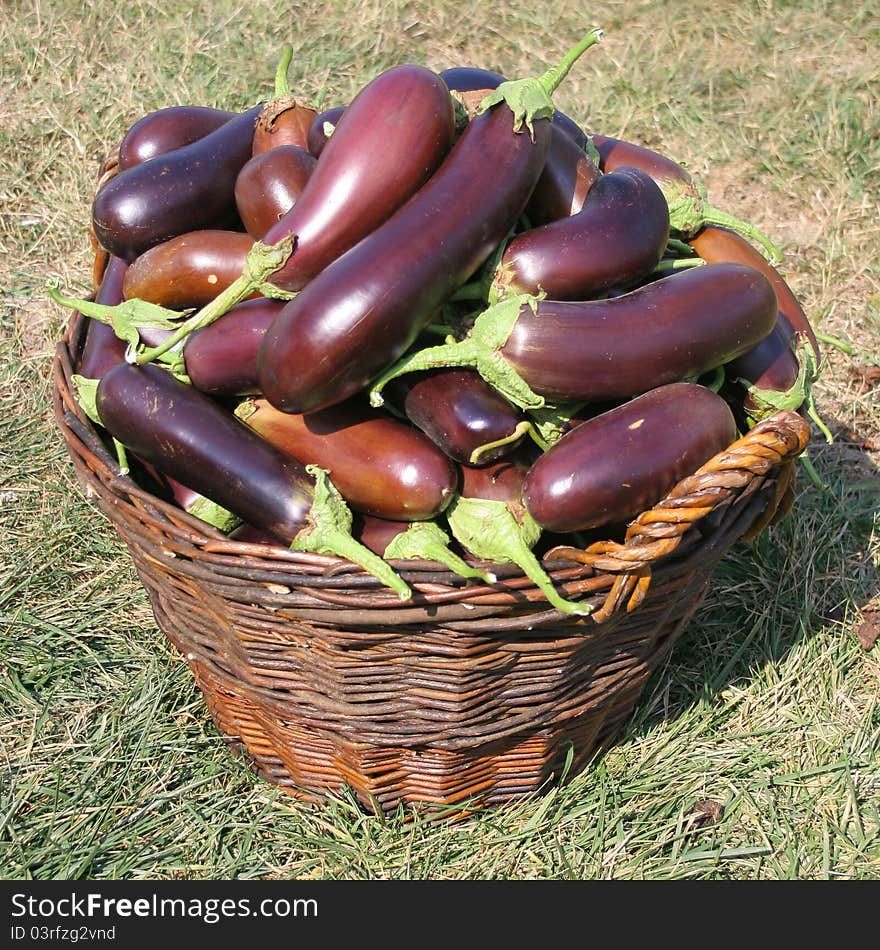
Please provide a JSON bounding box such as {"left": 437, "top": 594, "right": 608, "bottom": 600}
{"left": 54, "top": 297, "right": 810, "bottom": 811}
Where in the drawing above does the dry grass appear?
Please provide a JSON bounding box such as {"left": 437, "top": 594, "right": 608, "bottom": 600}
{"left": 1, "top": 0, "right": 878, "bottom": 880}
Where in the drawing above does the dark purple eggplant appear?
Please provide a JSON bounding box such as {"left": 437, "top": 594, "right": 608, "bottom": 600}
{"left": 372, "top": 261, "right": 779, "bottom": 411}
{"left": 122, "top": 230, "right": 256, "bottom": 308}
{"left": 525, "top": 123, "right": 600, "bottom": 226}
{"left": 181, "top": 297, "right": 286, "bottom": 395}
{"left": 385, "top": 368, "right": 528, "bottom": 464}
{"left": 77, "top": 255, "right": 129, "bottom": 381}
{"left": 492, "top": 165, "right": 670, "bottom": 300}
{"left": 439, "top": 64, "right": 600, "bottom": 228}
{"left": 306, "top": 105, "right": 345, "bottom": 158}
{"left": 95, "top": 362, "right": 411, "bottom": 598}
{"left": 446, "top": 459, "right": 591, "bottom": 615}
{"left": 236, "top": 396, "right": 459, "bottom": 521}
{"left": 589, "top": 133, "right": 781, "bottom": 261}
{"left": 259, "top": 30, "right": 604, "bottom": 415}
{"left": 234, "top": 145, "right": 316, "bottom": 239}
{"left": 129, "top": 65, "right": 457, "bottom": 367}
{"left": 91, "top": 104, "right": 262, "bottom": 261}
{"left": 117, "top": 105, "right": 238, "bottom": 171}
{"left": 522, "top": 382, "right": 737, "bottom": 532}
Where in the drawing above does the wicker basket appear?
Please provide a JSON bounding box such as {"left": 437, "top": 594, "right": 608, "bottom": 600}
{"left": 52, "top": 298, "right": 811, "bottom": 813}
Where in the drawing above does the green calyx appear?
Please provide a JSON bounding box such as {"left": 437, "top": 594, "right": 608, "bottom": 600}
{"left": 47, "top": 285, "right": 185, "bottom": 352}
{"left": 187, "top": 496, "right": 243, "bottom": 534}
{"left": 667, "top": 181, "right": 783, "bottom": 265}
{"left": 132, "top": 234, "right": 297, "bottom": 366}
{"left": 290, "top": 466, "right": 412, "bottom": 601}
{"left": 71, "top": 374, "right": 103, "bottom": 427}
{"left": 383, "top": 520, "right": 496, "bottom": 583}
{"left": 525, "top": 402, "right": 587, "bottom": 450}
{"left": 477, "top": 27, "right": 603, "bottom": 139}
{"left": 446, "top": 495, "right": 591, "bottom": 616}
{"left": 370, "top": 293, "right": 545, "bottom": 411}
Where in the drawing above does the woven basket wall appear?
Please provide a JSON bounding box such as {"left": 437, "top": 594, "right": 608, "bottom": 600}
{"left": 53, "top": 303, "right": 811, "bottom": 814}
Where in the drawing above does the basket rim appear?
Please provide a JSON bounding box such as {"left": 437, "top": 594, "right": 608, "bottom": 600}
{"left": 51, "top": 305, "right": 811, "bottom": 625}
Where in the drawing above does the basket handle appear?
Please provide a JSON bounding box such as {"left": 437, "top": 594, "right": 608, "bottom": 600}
{"left": 547, "top": 409, "right": 812, "bottom": 623}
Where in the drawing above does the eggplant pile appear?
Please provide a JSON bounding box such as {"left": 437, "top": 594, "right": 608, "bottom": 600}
{"left": 54, "top": 29, "right": 824, "bottom": 615}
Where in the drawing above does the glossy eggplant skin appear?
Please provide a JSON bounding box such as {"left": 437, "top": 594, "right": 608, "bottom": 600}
{"left": 182, "top": 297, "right": 286, "bottom": 395}
{"left": 92, "top": 104, "right": 262, "bottom": 261}
{"left": 386, "top": 369, "right": 525, "bottom": 464}
{"left": 688, "top": 224, "right": 820, "bottom": 362}
{"left": 499, "top": 262, "right": 779, "bottom": 403}
{"left": 439, "top": 66, "right": 598, "bottom": 227}
{"left": 522, "top": 382, "right": 737, "bottom": 532}
{"left": 723, "top": 321, "right": 801, "bottom": 421}
{"left": 234, "top": 145, "right": 316, "bottom": 239}
{"left": 258, "top": 102, "right": 553, "bottom": 414}
{"left": 77, "top": 255, "right": 129, "bottom": 379}
{"left": 458, "top": 457, "right": 529, "bottom": 504}
{"left": 96, "top": 362, "right": 313, "bottom": 543}
{"left": 306, "top": 105, "right": 345, "bottom": 158}
{"left": 525, "top": 125, "right": 600, "bottom": 226}
{"left": 497, "top": 166, "right": 670, "bottom": 299}
{"left": 117, "top": 105, "right": 239, "bottom": 171}
{"left": 240, "top": 397, "right": 459, "bottom": 521}
{"left": 262, "top": 66, "right": 455, "bottom": 292}
{"left": 590, "top": 132, "right": 697, "bottom": 203}
{"left": 252, "top": 98, "right": 318, "bottom": 155}
{"left": 354, "top": 514, "right": 409, "bottom": 556}
{"left": 122, "top": 230, "right": 255, "bottom": 309}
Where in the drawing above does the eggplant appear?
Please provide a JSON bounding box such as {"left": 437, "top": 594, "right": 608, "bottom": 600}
{"left": 236, "top": 396, "right": 459, "bottom": 521}
{"left": 234, "top": 145, "right": 316, "bottom": 239}
{"left": 76, "top": 255, "right": 130, "bottom": 381}
{"left": 117, "top": 105, "right": 238, "bottom": 170}
{"left": 522, "top": 382, "right": 737, "bottom": 532}
{"left": 446, "top": 459, "right": 591, "bottom": 615}
{"left": 439, "top": 64, "right": 599, "bottom": 228}
{"left": 589, "top": 132, "right": 781, "bottom": 261}
{"left": 491, "top": 165, "right": 670, "bottom": 300}
{"left": 372, "top": 261, "right": 779, "bottom": 411}
{"left": 385, "top": 368, "right": 528, "bottom": 464}
{"left": 122, "top": 230, "right": 256, "bottom": 309}
{"left": 251, "top": 44, "right": 318, "bottom": 155}
{"left": 688, "top": 224, "right": 819, "bottom": 362}
{"left": 128, "top": 64, "right": 457, "bottom": 367}
{"left": 306, "top": 105, "right": 345, "bottom": 158}
{"left": 181, "top": 297, "right": 286, "bottom": 395}
{"left": 95, "top": 362, "right": 411, "bottom": 598}
{"left": 259, "top": 30, "right": 604, "bottom": 415}
{"left": 92, "top": 104, "right": 262, "bottom": 261}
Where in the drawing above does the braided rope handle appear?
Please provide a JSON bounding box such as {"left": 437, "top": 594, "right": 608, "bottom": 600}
{"left": 547, "top": 411, "right": 812, "bottom": 623}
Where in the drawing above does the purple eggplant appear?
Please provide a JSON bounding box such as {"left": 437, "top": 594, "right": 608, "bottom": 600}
{"left": 372, "top": 261, "right": 779, "bottom": 411}
{"left": 77, "top": 255, "right": 130, "bottom": 381}
{"left": 259, "top": 30, "right": 604, "bottom": 415}
{"left": 91, "top": 104, "right": 262, "bottom": 261}
{"left": 181, "top": 297, "right": 286, "bottom": 395}
{"left": 94, "top": 362, "right": 411, "bottom": 598}
{"left": 236, "top": 396, "right": 459, "bottom": 521}
{"left": 234, "top": 145, "right": 316, "bottom": 239}
{"left": 589, "top": 133, "right": 781, "bottom": 261}
{"left": 522, "top": 382, "right": 737, "bottom": 532}
{"left": 491, "top": 165, "right": 670, "bottom": 300}
{"left": 306, "top": 105, "right": 345, "bottom": 158}
{"left": 117, "top": 105, "right": 238, "bottom": 171}
{"left": 385, "top": 369, "right": 528, "bottom": 464}
{"left": 122, "top": 230, "right": 256, "bottom": 309}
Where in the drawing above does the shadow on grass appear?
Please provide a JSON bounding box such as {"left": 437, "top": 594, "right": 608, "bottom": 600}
{"left": 620, "top": 411, "right": 879, "bottom": 741}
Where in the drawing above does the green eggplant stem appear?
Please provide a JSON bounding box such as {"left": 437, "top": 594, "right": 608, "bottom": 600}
{"left": 383, "top": 521, "right": 496, "bottom": 584}
{"left": 538, "top": 28, "right": 604, "bottom": 97}
{"left": 274, "top": 43, "right": 293, "bottom": 96}
{"left": 468, "top": 419, "right": 532, "bottom": 464}
{"left": 132, "top": 234, "right": 297, "bottom": 366}
{"left": 652, "top": 257, "right": 705, "bottom": 273}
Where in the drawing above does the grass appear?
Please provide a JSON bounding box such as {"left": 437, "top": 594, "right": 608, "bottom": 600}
{"left": 1, "top": 0, "right": 878, "bottom": 880}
